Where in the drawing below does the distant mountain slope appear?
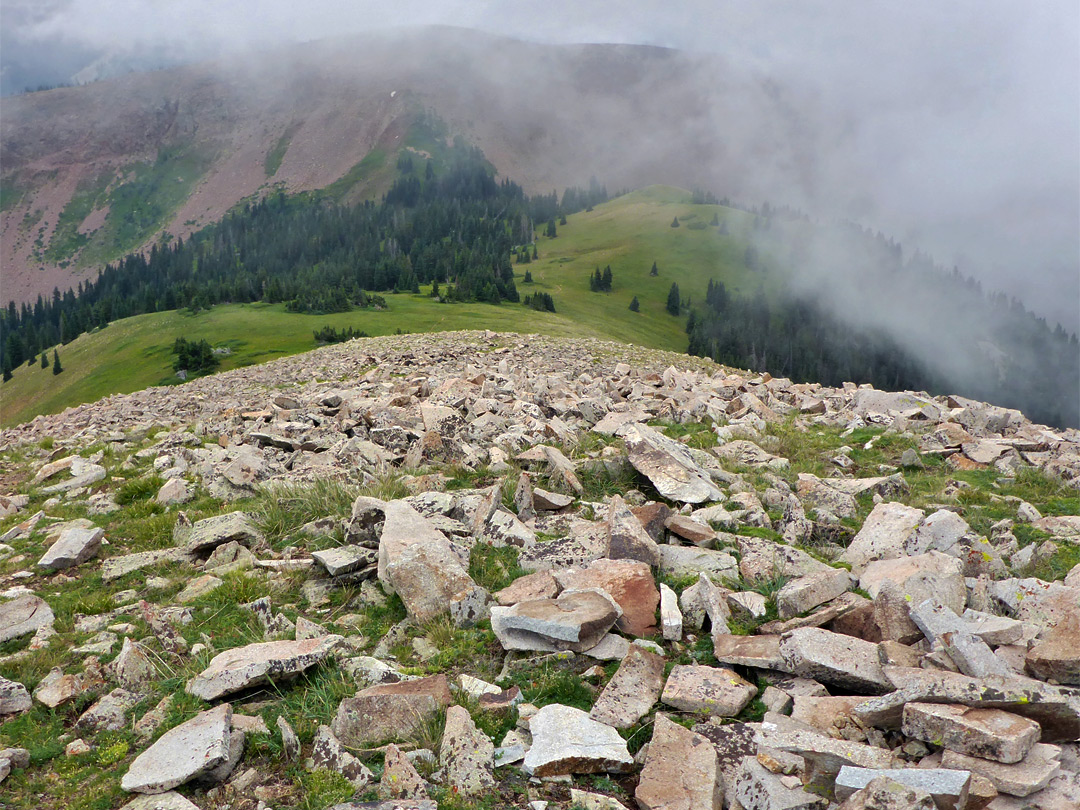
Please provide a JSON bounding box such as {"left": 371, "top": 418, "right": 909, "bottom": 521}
{"left": 1, "top": 26, "right": 826, "bottom": 306}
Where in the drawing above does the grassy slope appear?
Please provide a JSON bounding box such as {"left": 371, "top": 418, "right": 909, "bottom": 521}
{"left": 1, "top": 186, "right": 762, "bottom": 428}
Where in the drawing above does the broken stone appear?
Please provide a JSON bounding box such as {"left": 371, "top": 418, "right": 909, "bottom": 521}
{"left": 635, "top": 713, "right": 722, "bottom": 810}
{"left": 490, "top": 588, "right": 620, "bottom": 652}
{"left": 606, "top": 494, "right": 661, "bottom": 566}
{"left": 840, "top": 502, "right": 925, "bottom": 573}
{"left": 664, "top": 514, "right": 717, "bottom": 546}
{"left": 378, "top": 742, "right": 427, "bottom": 799}
{"left": 306, "top": 724, "right": 373, "bottom": 787}
{"left": 623, "top": 423, "right": 724, "bottom": 504}
{"left": 941, "top": 743, "right": 1060, "bottom": 797}
{"left": 312, "top": 545, "right": 379, "bottom": 578}
{"left": 776, "top": 568, "right": 851, "bottom": 620}
{"left": 661, "top": 664, "right": 757, "bottom": 718}
{"left": 522, "top": 703, "right": 634, "bottom": 776}
{"left": 553, "top": 558, "right": 659, "bottom": 637}
{"left": 121, "top": 704, "right": 233, "bottom": 794}
{"left": 659, "top": 545, "right": 739, "bottom": 581}
{"left": 439, "top": 705, "right": 495, "bottom": 795}
{"left": 779, "top": 628, "right": 891, "bottom": 693}
{"left": 494, "top": 570, "right": 560, "bottom": 605}
{"left": 901, "top": 702, "right": 1040, "bottom": 764}
{"left": 37, "top": 525, "right": 104, "bottom": 570}
{"left": 0, "top": 676, "right": 32, "bottom": 716}
{"left": 659, "top": 583, "right": 682, "bottom": 641}
{"left": 834, "top": 767, "right": 969, "bottom": 810}
{"left": 713, "top": 634, "right": 787, "bottom": 671}
{"left": 1026, "top": 615, "right": 1080, "bottom": 685}
{"left": 177, "top": 511, "right": 262, "bottom": 553}
{"left": 0, "top": 592, "right": 54, "bottom": 643}
{"left": 331, "top": 674, "right": 452, "bottom": 747}
{"left": 735, "top": 756, "right": 828, "bottom": 810}
{"left": 186, "top": 636, "right": 341, "bottom": 700}
{"left": 589, "top": 645, "right": 666, "bottom": 728}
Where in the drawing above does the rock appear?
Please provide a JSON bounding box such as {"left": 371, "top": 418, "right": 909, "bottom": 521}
{"left": 713, "top": 634, "right": 787, "bottom": 670}
{"left": 175, "top": 574, "right": 223, "bottom": 603}
{"left": 659, "top": 583, "right": 682, "bottom": 641}
{"left": 490, "top": 588, "right": 620, "bottom": 652}
{"left": 790, "top": 695, "right": 872, "bottom": 734}
{"left": 938, "top": 629, "right": 1013, "bottom": 679}
{"left": 840, "top": 502, "right": 925, "bottom": 572}
{"left": 623, "top": 423, "right": 725, "bottom": 504}
{"left": 0, "top": 676, "right": 32, "bottom": 715}
{"left": 186, "top": 636, "right": 341, "bottom": 700}
{"left": 378, "top": 742, "right": 427, "bottom": 799}
{"left": 737, "top": 535, "right": 831, "bottom": 583}
{"left": 659, "top": 545, "right": 739, "bottom": 581}
{"left": 76, "top": 687, "right": 142, "bottom": 733}
{"left": 378, "top": 500, "right": 481, "bottom": 623}
{"left": 779, "top": 628, "right": 891, "bottom": 693}
{"left": 494, "top": 570, "right": 560, "bottom": 605}
{"left": 439, "top": 705, "right": 495, "bottom": 795}
{"left": 37, "top": 525, "right": 104, "bottom": 570}
{"left": 312, "top": 545, "right": 379, "bottom": 578}
{"left": 177, "top": 511, "right": 262, "bottom": 553}
{"left": 854, "top": 666, "right": 1080, "bottom": 743}
{"left": 533, "top": 487, "right": 574, "bottom": 511}
{"left": 331, "top": 674, "right": 452, "bottom": 747}
{"left": 776, "top": 568, "right": 851, "bottom": 619}
{"left": 734, "top": 756, "right": 828, "bottom": 810}
{"left": 606, "top": 494, "right": 661, "bottom": 566}
{"left": 514, "top": 472, "right": 535, "bottom": 522}
{"left": 306, "top": 725, "right": 373, "bottom": 787}
{"left": 33, "top": 664, "right": 105, "bottom": 708}
{"left": 661, "top": 664, "right": 757, "bottom": 717}
{"left": 589, "top": 645, "right": 666, "bottom": 728}
{"left": 121, "top": 704, "right": 233, "bottom": 794}
{"left": 553, "top": 558, "right": 659, "bottom": 637}
{"left": 901, "top": 703, "right": 1040, "bottom": 764}
{"left": 522, "top": 703, "right": 634, "bottom": 776}
{"left": 834, "top": 767, "right": 971, "bottom": 810}
{"left": 941, "top": 743, "right": 1060, "bottom": 797}
{"left": 961, "top": 609, "right": 1024, "bottom": 646}
{"left": 101, "top": 548, "right": 193, "bottom": 581}
{"left": 635, "top": 713, "right": 722, "bottom": 810}
{"left": 758, "top": 724, "right": 901, "bottom": 787}
{"left": 568, "top": 790, "right": 631, "bottom": 810}
{"left": 277, "top": 715, "right": 299, "bottom": 760}
{"left": 1025, "top": 615, "right": 1080, "bottom": 685}
{"left": 665, "top": 514, "right": 717, "bottom": 546}
{"left": 728, "top": 591, "right": 769, "bottom": 620}
{"left": 155, "top": 478, "right": 192, "bottom": 505}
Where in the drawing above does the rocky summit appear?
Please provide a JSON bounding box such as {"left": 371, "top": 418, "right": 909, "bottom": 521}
{"left": 0, "top": 330, "right": 1078, "bottom": 809}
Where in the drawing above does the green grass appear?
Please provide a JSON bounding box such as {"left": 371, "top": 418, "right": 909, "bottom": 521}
{"left": 265, "top": 124, "right": 300, "bottom": 178}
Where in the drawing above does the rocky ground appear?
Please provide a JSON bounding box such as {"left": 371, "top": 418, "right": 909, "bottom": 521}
{"left": 0, "top": 330, "right": 1078, "bottom": 810}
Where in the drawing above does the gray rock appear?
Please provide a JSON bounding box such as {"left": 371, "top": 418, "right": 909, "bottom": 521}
{"left": 659, "top": 545, "right": 739, "bottom": 581}
{"left": 734, "top": 756, "right": 828, "bottom": 810}
{"left": 440, "top": 705, "right": 495, "bottom": 796}
{"left": 332, "top": 674, "right": 452, "bottom": 747}
{"left": 378, "top": 743, "right": 427, "bottom": 799}
{"left": 840, "top": 502, "right": 925, "bottom": 572}
{"left": 101, "top": 548, "right": 193, "bottom": 581}
{"left": 177, "top": 511, "right": 262, "bottom": 553}
{"left": 623, "top": 423, "right": 724, "bottom": 504}
{"left": 942, "top": 743, "right": 1060, "bottom": 798}
{"left": 114, "top": 638, "right": 158, "bottom": 690}
{"left": 119, "top": 793, "right": 203, "bottom": 810}
{"left": 490, "top": 589, "right": 620, "bottom": 652}
{"left": 834, "top": 767, "right": 970, "bottom": 810}
{"left": 713, "top": 634, "right": 787, "bottom": 670}
{"left": 76, "top": 688, "right": 143, "bottom": 733}
{"left": 779, "top": 628, "right": 891, "bottom": 693}
{"left": 305, "top": 724, "right": 373, "bottom": 787}
{"left": 121, "top": 704, "right": 233, "bottom": 793}
{"left": 37, "top": 525, "right": 104, "bottom": 570}
{"left": 658, "top": 583, "right": 682, "bottom": 641}
{"left": 277, "top": 715, "right": 300, "bottom": 760}
{"left": 737, "top": 535, "right": 831, "bottom": 583}
{"left": 0, "top": 676, "right": 32, "bottom": 715}
{"left": 758, "top": 724, "right": 902, "bottom": 787}
{"left": 312, "top": 545, "right": 379, "bottom": 578}
{"left": 776, "top": 568, "right": 851, "bottom": 619}
{"left": 589, "top": 645, "right": 666, "bottom": 728}
{"left": 0, "top": 592, "right": 54, "bottom": 644}
{"left": 522, "top": 703, "right": 634, "bottom": 776}
{"left": 606, "top": 494, "right": 660, "bottom": 566}
{"left": 186, "top": 636, "right": 342, "bottom": 700}
{"left": 901, "top": 702, "right": 1040, "bottom": 764}
{"left": 155, "top": 478, "right": 192, "bottom": 505}
{"left": 635, "top": 714, "right": 722, "bottom": 810}
{"left": 661, "top": 664, "right": 757, "bottom": 717}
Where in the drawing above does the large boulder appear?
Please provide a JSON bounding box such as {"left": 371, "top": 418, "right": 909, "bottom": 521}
{"left": 589, "top": 645, "right": 666, "bottom": 728}
{"left": 490, "top": 589, "right": 620, "bottom": 653}
{"left": 635, "top": 714, "right": 722, "bottom": 810}
{"left": 37, "top": 525, "right": 104, "bottom": 571}
{"left": 121, "top": 704, "right": 233, "bottom": 794}
{"left": 840, "top": 502, "right": 925, "bottom": 572}
{"left": 522, "top": 704, "right": 634, "bottom": 776}
{"left": 623, "top": 423, "right": 724, "bottom": 504}
{"left": 553, "top": 558, "right": 659, "bottom": 637}
{"left": 0, "top": 593, "right": 54, "bottom": 644}
{"left": 331, "top": 675, "right": 452, "bottom": 747}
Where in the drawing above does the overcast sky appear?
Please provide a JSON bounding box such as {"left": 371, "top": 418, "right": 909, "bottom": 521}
{"left": 3, "top": 0, "right": 1078, "bottom": 329}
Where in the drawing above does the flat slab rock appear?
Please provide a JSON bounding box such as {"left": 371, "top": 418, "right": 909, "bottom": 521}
{"left": 186, "top": 636, "right": 341, "bottom": 700}
{"left": 622, "top": 423, "right": 724, "bottom": 504}
{"left": 834, "top": 766, "right": 971, "bottom": 809}
{"left": 661, "top": 663, "right": 757, "bottom": 718}
{"left": 177, "top": 511, "right": 262, "bottom": 552}
{"left": 122, "top": 704, "right": 232, "bottom": 794}
{"left": 553, "top": 558, "right": 659, "bottom": 637}
{"left": 589, "top": 645, "right": 666, "bottom": 729}
{"left": 779, "top": 627, "right": 891, "bottom": 693}
{"left": 0, "top": 592, "right": 54, "bottom": 644}
{"left": 332, "top": 674, "right": 452, "bottom": 747}
{"left": 902, "top": 702, "right": 1040, "bottom": 764}
{"left": 490, "top": 588, "right": 620, "bottom": 653}
{"left": 942, "top": 743, "right": 1061, "bottom": 797}
{"left": 523, "top": 703, "right": 634, "bottom": 777}
{"left": 37, "top": 525, "right": 103, "bottom": 570}
{"left": 635, "top": 714, "right": 722, "bottom": 810}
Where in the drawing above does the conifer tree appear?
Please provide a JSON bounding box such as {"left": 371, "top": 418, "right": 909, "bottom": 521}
{"left": 41, "top": 351, "right": 48, "bottom": 369}
{"left": 629, "top": 295, "right": 640, "bottom": 312}
{"left": 52, "top": 349, "right": 63, "bottom": 375}
{"left": 650, "top": 261, "right": 659, "bottom": 276}
{"left": 601, "top": 265, "right": 613, "bottom": 291}
{"left": 2, "top": 360, "right": 11, "bottom": 382}
{"left": 666, "top": 282, "right": 681, "bottom": 316}
{"left": 670, "top": 216, "right": 680, "bottom": 228}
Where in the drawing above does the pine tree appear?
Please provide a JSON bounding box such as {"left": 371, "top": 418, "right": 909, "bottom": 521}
{"left": 649, "top": 261, "right": 659, "bottom": 276}
{"left": 601, "top": 265, "right": 613, "bottom": 291}
{"left": 670, "top": 216, "right": 680, "bottom": 228}
{"left": 666, "top": 282, "right": 681, "bottom": 316}
{"left": 532, "top": 245, "right": 538, "bottom": 261}
{"left": 711, "top": 212, "right": 720, "bottom": 226}
{"left": 523, "top": 269, "right": 533, "bottom": 283}
{"left": 559, "top": 213, "right": 567, "bottom": 226}
{"left": 40, "top": 351, "right": 48, "bottom": 369}
{"left": 52, "top": 349, "right": 63, "bottom": 375}
{"left": 546, "top": 219, "right": 557, "bottom": 238}
{"left": 629, "top": 295, "right": 640, "bottom": 312}
{"left": 2, "top": 360, "right": 11, "bottom": 382}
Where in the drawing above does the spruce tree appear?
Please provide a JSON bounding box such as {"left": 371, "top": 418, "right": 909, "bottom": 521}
{"left": 666, "top": 282, "right": 681, "bottom": 316}
{"left": 52, "top": 349, "right": 63, "bottom": 375}
{"left": 650, "top": 261, "right": 659, "bottom": 276}
{"left": 524, "top": 269, "right": 533, "bottom": 283}
{"left": 2, "top": 360, "right": 11, "bottom": 382}
{"left": 601, "top": 265, "right": 613, "bottom": 291}
{"left": 670, "top": 216, "right": 680, "bottom": 228}
{"left": 629, "top": 296, "right": 640, "bottom": 312}
{"left": 41, "top": 351, "right": 48, "bottom": 369}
